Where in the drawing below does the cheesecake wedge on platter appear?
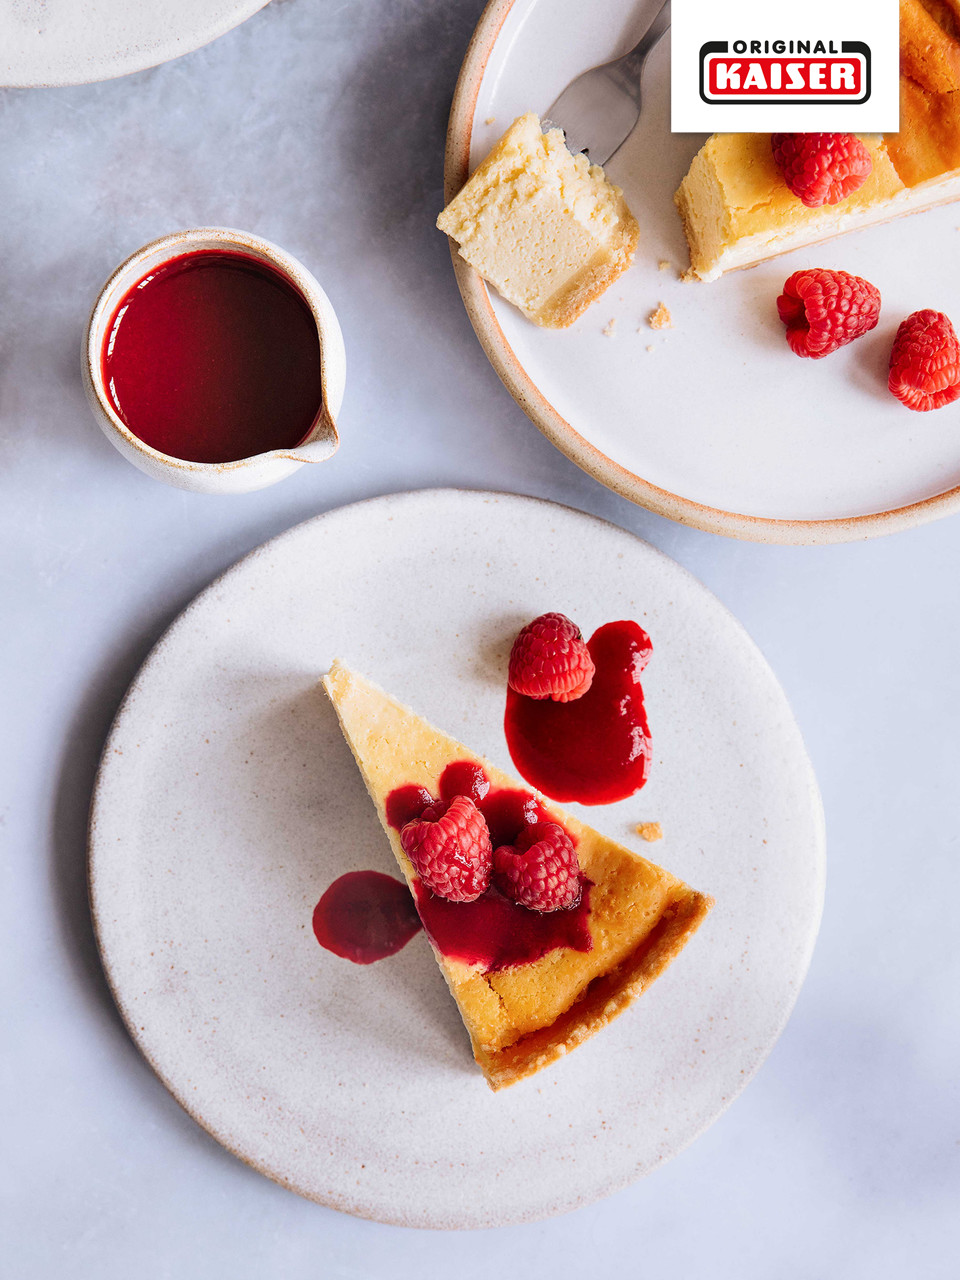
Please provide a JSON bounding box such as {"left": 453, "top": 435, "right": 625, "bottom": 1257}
{"left": 323, "top": 661, "right": 712, "bottom": 1091}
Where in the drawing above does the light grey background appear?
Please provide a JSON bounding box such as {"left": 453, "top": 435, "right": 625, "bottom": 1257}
{"left": 2, "top": 1, "right": 958, "bottom": 1275}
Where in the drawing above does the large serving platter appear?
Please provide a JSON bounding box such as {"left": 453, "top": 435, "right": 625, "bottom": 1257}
{"left": 89, "top": 490, "right": 824, "bottom": 1226}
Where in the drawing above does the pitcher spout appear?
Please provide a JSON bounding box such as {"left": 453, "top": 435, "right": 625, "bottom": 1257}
{"left": 281, "top": 403, "right": 340, "bottom": 464}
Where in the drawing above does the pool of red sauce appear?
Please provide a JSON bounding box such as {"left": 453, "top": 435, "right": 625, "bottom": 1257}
{"left": 312, "top": 870, "right": 422, "bottom": 965}
{"left": 102, "top": 249, "right": 323, "bottom": 464}
{"left": 387, "top": 762, "right": 593, "bottom": 972}
{"left": 504, "top": 619, "right": 653, "bottom": 805}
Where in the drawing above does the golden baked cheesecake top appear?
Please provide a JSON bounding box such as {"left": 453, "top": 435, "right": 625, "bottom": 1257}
{"left": 891, "top": 0, "right": 960, "bottom": 183}
{"left": 437, "top": 112, "right": 639, "bottom": 328}
{"left": 322, "top": 660, "right": 712, "bottom": 1090}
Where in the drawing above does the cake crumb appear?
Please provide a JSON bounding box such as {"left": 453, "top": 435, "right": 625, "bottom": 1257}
{"left": 658, "top": 259, "right": 671, "bottom": 272}
{"left": 648, "top": 302, "right": 673, "bottom": 330}
{"left": 636, "top": 822, "right": 663, "bottom": 842}
{"left": 603, "top": 317, "right": 617, "bottom": 337}
{"left": 645, "top": 342, "right": 655, "bottom": 352}
{"left": 484, "top": 117, "right": 497, "bottom": 125}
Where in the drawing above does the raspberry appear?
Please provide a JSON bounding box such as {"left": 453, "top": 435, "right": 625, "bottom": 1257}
{"left": 888, "top": 310, "right": 960, "bottom": 412}
{"left": 777, "top": 268, "right": 880, "bottom": 359}
{"left": 508, "top": 612, "right": 595, "bottom": 702}
{"left": 771, "top": 133, "right": 873, "bottom": 208}
{"left": 493, "top": 822, "right": 582, "bottom": 913}
{"left": 400, "top": 794, "right": 492, "bottom": 902}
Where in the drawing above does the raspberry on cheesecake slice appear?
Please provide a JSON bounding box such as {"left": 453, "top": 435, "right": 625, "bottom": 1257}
{"left": 437, "top": 113, "right": 639, "bottom": 328}
{"left": 322, "top": 660, "right": 712, "bottom": 1091}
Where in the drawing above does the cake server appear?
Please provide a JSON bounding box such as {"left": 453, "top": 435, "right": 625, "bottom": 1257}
{"left": 542, "top": 0, "right": 671, "bottom": 166}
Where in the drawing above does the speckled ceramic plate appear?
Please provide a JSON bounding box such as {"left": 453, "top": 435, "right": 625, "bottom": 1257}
{"left": 1, "top": 0, "right": 269, "bottom": 87}
{"left": 89, "top": 490, "right": 824, "bottom": 1228}
{"left": 445, "top": 0, "right": 960, "bottom": 542}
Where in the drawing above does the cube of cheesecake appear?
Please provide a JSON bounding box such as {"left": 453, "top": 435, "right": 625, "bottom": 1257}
{"left": 438, "top": 113, "right": 639, "bottom": 328}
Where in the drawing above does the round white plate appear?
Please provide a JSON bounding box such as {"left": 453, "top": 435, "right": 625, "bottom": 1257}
{"left": 446, "top": 0, "right": 960, "bottom": 542}
{"left": 89, "top": 490, "right": 824, "bottom": 1227}
{"left": 1, "top": 0, "right": 269, "bottom": 87}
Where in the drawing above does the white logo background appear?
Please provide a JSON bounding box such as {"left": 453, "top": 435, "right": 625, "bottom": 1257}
{"left": 671, "top": 0, "right": 900, "bottom": 133}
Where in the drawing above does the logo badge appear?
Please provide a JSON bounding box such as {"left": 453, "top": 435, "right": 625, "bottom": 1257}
{"left": 699, "top": 41, "right": 871, "bottom": 106}
{"left": 671, "top": 0, "right": 898, "bottom": 132}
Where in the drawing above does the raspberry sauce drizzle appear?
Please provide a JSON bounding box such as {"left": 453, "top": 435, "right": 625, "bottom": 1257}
{"left": 412, "top": 880, "right": 591, "bottom": 971}
{"left": 385, "top": 785, "right": 434, "bottom": 830}
{"left": 504, "top": 619, "right": 653, "bottom": 805}
{"left": 312, "top": 870, "right": 421, "bottom": 964}
{"left": 386, "top": 763, "right": 593, "bottom": 972}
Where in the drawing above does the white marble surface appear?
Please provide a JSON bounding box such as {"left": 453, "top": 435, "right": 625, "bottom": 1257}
{"left": 1, "top": 0, "right": 958, "bottom": 1274}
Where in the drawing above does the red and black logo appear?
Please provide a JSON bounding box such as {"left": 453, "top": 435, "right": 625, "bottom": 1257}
{"left": 699, "top": 40, "right": 871, "bottom": 105}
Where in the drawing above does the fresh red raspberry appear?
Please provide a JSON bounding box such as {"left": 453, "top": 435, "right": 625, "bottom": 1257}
{"left": 771, "top": 133, "right": 872, "bottom": 207}
{"left": 777, "top": 268, "right": 880, "bottom": 359}
{"left": 399, "top": 794, "right": 492, "bottom": 902}
{"left": 508, "top": 612, "right": 595, "bottom": 702}
{"left": 888, "top": 310, "right": 960, "bottom": 412}
{"left": 493, "top": 822, "right": 582, "bottom": 913}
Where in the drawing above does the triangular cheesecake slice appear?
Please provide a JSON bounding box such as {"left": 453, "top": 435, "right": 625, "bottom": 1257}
{"left": 323, "top": 660, "right": 712, "bottom": 1091}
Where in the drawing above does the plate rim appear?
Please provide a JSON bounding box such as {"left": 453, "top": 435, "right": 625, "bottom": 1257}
{"left": 1, "top": 0, "right": 270, "bottom": 88}
{"left": 87, "top": 487, "right": 827, "bottom": 1227}
{"left": 443, "top": 0, "right": 960, "bottom": 545}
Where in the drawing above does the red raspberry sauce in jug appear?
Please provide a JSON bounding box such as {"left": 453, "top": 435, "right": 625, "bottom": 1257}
{"left": 102, "top": 249, "right": 323, "bottom": 463}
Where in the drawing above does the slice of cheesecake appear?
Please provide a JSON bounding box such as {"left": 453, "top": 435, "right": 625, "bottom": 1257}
{"left": 437, "top": 113, "right": 639, "bottom": 328}
{"left": 322, "top": 660, "right": 712, "bottom": 1090}
{"left": 675, "top": 0, "right": 960, "bottom": 280}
